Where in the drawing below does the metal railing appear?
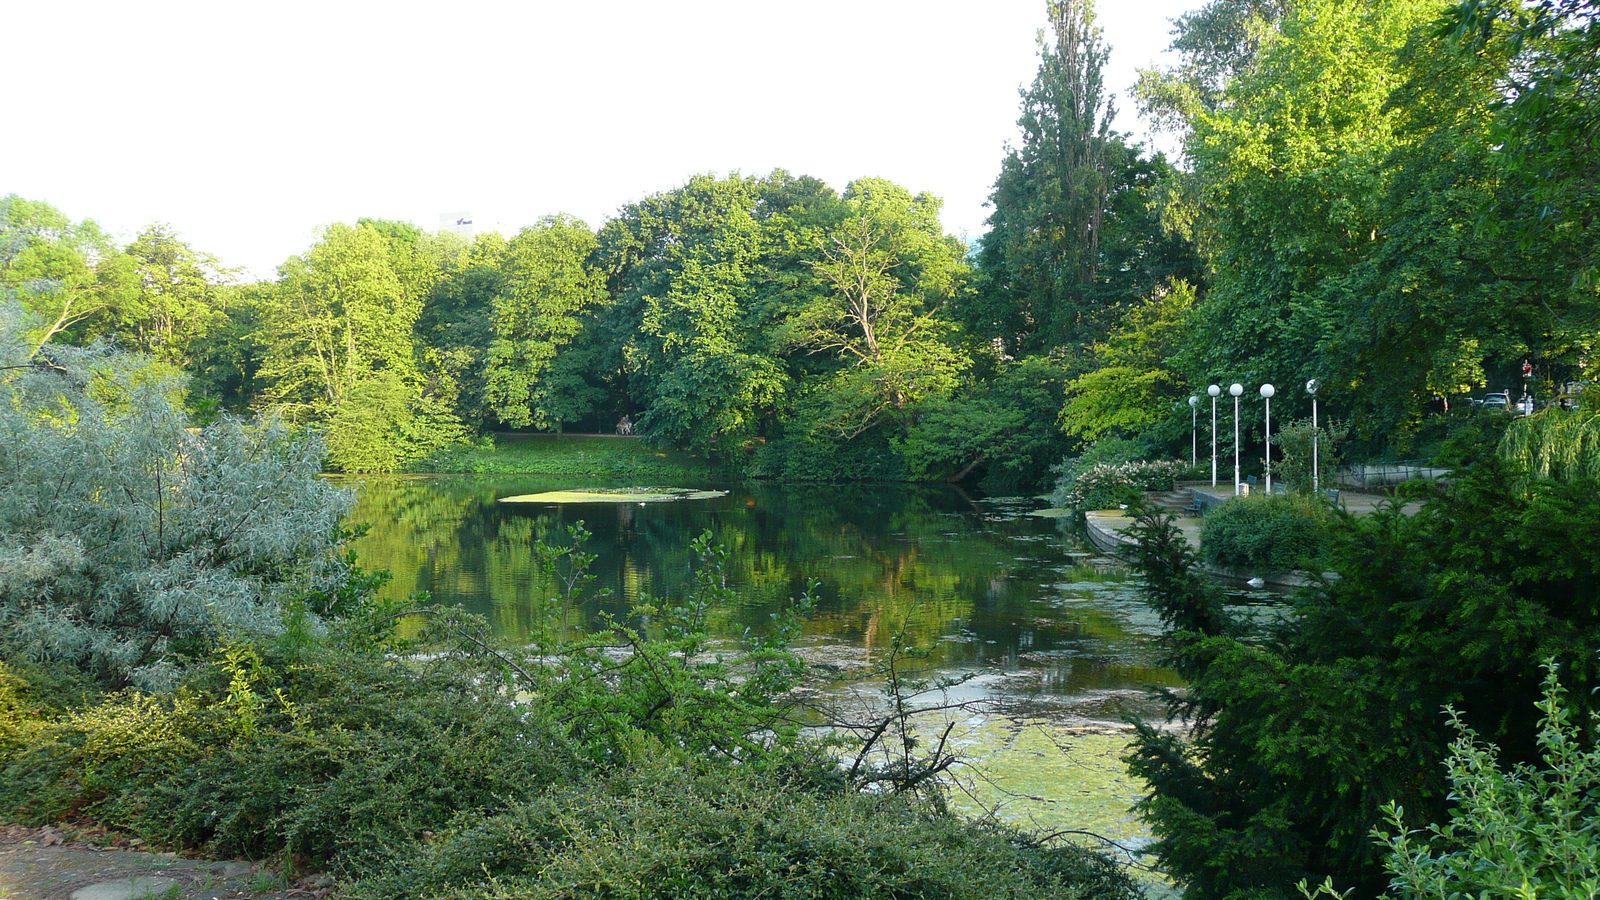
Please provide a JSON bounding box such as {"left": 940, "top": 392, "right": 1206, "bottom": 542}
{"left": 1331, "top": 460, "right": 1449, "bottom": 488}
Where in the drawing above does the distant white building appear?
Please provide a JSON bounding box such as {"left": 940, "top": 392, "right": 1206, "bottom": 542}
{"left": 439, "top": 211, "right": 475, "bottom": 238}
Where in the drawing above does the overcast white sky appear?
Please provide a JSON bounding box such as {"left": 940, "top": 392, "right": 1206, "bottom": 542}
{"left": 3, "top": 1, "right": 1196, "bottom": 279}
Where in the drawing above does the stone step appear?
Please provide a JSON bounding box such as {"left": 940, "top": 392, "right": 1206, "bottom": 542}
{"left": 1146, "top": 488, "right": 1194, "bottom": 511}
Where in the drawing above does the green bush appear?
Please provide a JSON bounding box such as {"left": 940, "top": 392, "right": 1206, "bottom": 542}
{"left": 1302, "top": 663, "right": 1600, "bottom": 900}
{"left": 349, "top": 758, "right": 1141, "bottom": 900}
{"left": 0, "top": 335, "right": 358, "bottom": 690}
{"left": 1270, "top": 417, "right": 1347, "bottom": 494}
{"left": 0, "top": 647, "right": 582, "bottom": 872}
{"left": 1200, "top": 492, "right": 1332, "bottom": 573}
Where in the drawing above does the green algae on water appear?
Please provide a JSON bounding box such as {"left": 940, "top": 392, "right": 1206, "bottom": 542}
{"left": 499, "top": 487, "right": 729, "bottom": 504}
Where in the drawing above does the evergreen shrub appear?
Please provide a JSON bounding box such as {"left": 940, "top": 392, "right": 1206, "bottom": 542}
{"left": 1125, "top": 458, "right": 1600, "bottom": 899}
{"left": 1302, "top": 663, "right": 1600, "bottom": 900}
{"left": 348, "top": 758, "right": 1141, "bottom": 900}
{"left": 1200, "top": 493, "right": 1332, "bottom": 573}
{"left": 0, "top": 648, "right": 581, "bottom": 871}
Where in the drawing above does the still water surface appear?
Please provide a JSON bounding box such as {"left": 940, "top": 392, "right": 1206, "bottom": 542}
{"left": 344, "top": 475, "right": 1227, "bottom": 850}
{"left": 345, "top": 475, "right": 1183, "bottom": 724}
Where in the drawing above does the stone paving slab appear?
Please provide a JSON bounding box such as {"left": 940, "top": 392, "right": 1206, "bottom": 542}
{"left": 0, "top": 827, "right": 330, "bottom": 900}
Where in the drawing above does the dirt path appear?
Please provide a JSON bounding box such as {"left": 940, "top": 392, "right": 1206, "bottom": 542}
{"left": 0, "top": 827, "right": 334, "bottom": 900}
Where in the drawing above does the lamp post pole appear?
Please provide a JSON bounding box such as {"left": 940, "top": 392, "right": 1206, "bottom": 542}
{"left": 1189, "top": 396, "right": 1199, "bottom": 467}
{"left": 1230, "top": 383, "right": 1244, "bottom": 495}
{"left": 1260, "top": 383, "right": 1276, "bottom": 493}
{"left": 1307, "top": 379, "right": 1321, "bottom": 494}
{"left": 1208, "top": 384, "right": 1221, "bottom": 487}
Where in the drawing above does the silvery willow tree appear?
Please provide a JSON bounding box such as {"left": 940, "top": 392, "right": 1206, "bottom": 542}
{"left": 0, "top": 303, "right": 357, "bottom": 689}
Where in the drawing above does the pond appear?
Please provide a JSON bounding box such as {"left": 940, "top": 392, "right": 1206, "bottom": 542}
{"left": 344, "top": 474, "right": 1224, "bottom": 852}
{"left": 346, "top": 476, "right": 1183, "bottom": 716}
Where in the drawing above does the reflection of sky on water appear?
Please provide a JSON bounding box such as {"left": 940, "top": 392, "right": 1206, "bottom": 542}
{"left": 347, "top": 477, "right": 1283, "bottom": 724}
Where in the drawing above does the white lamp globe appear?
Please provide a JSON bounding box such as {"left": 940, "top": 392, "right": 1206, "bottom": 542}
{"left": 1306, "top": 378, "right": 1320, "bottom": 395}
{"left": 1229, "top": 383, "right": 1244, "bottom": 397}
{"left": 1260, "top": 383, "right": 1276, "bottom": 398}
{"left": 1189, "top": 396, "right": 1199, "bottom": 407}
{"left": 1208, "top": 384, "right": 1221, "bottom": 397}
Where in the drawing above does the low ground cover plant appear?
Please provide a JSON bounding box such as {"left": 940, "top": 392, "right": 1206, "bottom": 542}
{"left": 351, "top": 758, "right": 1137, "bottom": 900}
{"left": 411, "top": 434, "right": 716, "bottom": 480}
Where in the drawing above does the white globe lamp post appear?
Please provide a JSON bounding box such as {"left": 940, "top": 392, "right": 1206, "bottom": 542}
{"left": 1189, "top": 396, "right": 1199, "bottom": 467}
{"left": 1260, "top": 383, "right": 1276, "bottom": 494}
{"left": 1207, "top": 384, "right": 1221, "bottom": 487}
{"left": 1229, "top": 383, "right": 1244, "bottom": 495}
{"left": 1307, "top": 379, "right": 1322, "bottom": 493}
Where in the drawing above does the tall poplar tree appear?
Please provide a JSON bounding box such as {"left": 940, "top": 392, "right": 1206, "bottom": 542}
{"left": 980, "top": 0, "right": 1119, "bottom": 353}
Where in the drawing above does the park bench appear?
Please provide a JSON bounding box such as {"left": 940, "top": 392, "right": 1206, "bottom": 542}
{"left": 1182, "top": 490, "right": 1217, "bottom": 516}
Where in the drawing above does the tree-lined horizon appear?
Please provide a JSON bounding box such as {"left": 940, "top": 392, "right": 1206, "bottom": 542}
{"left": 4, "top": 0, "right": 1595, "bottom": 485}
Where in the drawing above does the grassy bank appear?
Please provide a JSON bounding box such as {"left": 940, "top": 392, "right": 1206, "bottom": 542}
{"left": 411, "top": 433, "right": 721, "bottom": 481}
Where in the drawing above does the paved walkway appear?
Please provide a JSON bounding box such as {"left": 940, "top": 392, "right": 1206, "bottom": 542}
{"left": 1083, "top": 485, "right": 1419, "bottom": 587}
{"left": 0, "top": 826, "right": 328, "bottom": 900}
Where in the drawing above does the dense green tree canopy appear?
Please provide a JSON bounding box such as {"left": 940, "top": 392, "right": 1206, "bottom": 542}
{"left": 0, "top": 195, "right": 134, "bottom": 352}
{"left": 597, "top": 174, "right": 785, "bottom": 450}
{"left": 109, "top": 224, "right": 229, "bottom": 362}
{"left": 790, "top": 179, "right": 971, "bottom": 440}
{"left": 486, "top": 216, "right": 608, "bottom": 431}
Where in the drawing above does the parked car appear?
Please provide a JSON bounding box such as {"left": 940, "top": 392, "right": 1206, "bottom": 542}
{"left": 1480, "top": 391, "right": 1510, "bottom": 409}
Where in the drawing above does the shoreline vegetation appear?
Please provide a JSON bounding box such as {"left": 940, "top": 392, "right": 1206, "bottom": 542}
{"left": 407, "top": 434, "right": 721, "bottom": 482}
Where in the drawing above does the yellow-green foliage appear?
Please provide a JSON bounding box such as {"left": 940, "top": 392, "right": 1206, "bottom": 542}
{"left": 0, "top": 661, "right": 43, "bottom": 755}
{"left": 1500, "top": 409, "right": 1600, "bottom": 482}
{"left": 67, "top": 691, "right": 203, "bottom": 768}
{"left": 1059, "top": 281, "right": 1194, "bottom": 442}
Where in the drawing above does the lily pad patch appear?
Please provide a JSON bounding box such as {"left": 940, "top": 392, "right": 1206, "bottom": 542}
{"left": 498, "top": 487, "right": 729, "bottom": 504}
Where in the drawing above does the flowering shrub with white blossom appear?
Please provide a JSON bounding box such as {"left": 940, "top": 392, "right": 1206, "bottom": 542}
{"left": 1058, "top": 460, "right": 1185, "bottom": 512}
